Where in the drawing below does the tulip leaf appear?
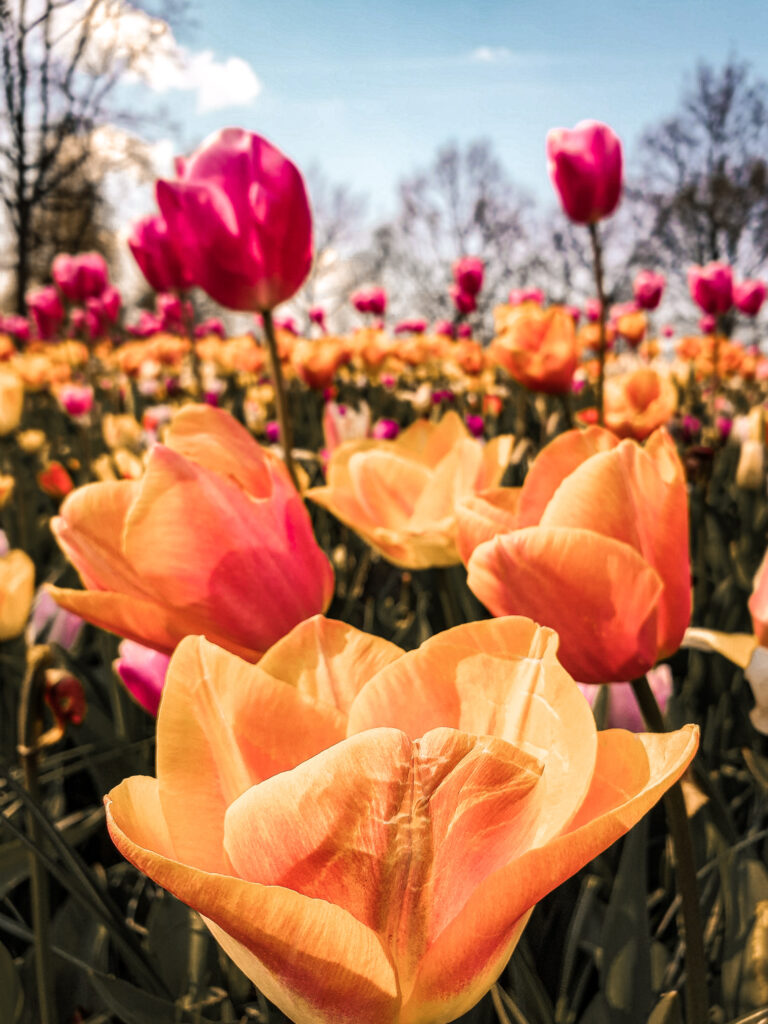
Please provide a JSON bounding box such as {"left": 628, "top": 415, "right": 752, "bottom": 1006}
{"left": 0, "top": 941, "right": 23, "bottom": 1024}
{"left": 87, "top": 968, "right": 220, "bottom": 1024}
{"left": 147, "top": 891, "right": 213, "bottom": 998}
{"left": 0, "top": 840, "right": 31, "bottom": 900}
{"left": 646, "top": 992, "right": 683, "bottom": 1024}
{"left": 718, "top": 851, "right": 768, "bottom": 1015}
{"left": 598, "top": 817, "right": 652, "bottom": 1023}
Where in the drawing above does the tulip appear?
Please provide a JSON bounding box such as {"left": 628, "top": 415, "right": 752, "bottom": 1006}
{"left": 546, "top": 120, "right": 622, "bottom": 224}
{"left": 26, "top": 286, "right": 64, "bottom": 340}
{"left": 57, "top": 383, "right": 94, "bottom": 419}
{"left": 456, "top": 323, "right": 472, "bottom": 338}
{"left": 322, "top": 401, "right": 371, "bottom": 454}
{"left": 1, "top": 315, "right": 30, "bottom": 344}
{"left": 633, "top": 270, "right": 665, "bottom": 310}
{"left": 156, "top": 129, "right": 312, "bottom": 311}
{"left": 394, "top": 318, "right": 428, "bottom": 334}
{"left": 453, "top": 256, "right": 484, "bottom": 296}
{"left": 0, "top": 549, "right": 35, "bottom": 641}
{"left": 734, "top": 279, "right": 767, "bottom": 317}
{"left": 603, "top": 367, "right": 677, "bottom": 440}
{"left": 114, "top": 639, "right": 171, "bottom": 716}
{"left": 491, "top": 304, "right": 579, "bottom": 395}
{"left": 194, "top": 317, "right": 226, "bottom": 338}
{"left": 433, "top": 319, "right": 455, "bottom": 338}
{"left": 49, "top": 405, "right": 334, "bottom": 659}
{"left": 584, "top": 298, "right": 602, "bottom": 322}
{"left": 0, "top": 369, "right": 24, "bottom": 435}
{"left": 351, "top": 286, "right": 387, "bottom": 316}
{"left": 27, "top": 588, "right": 83, "bottom": 650}
{"left": 688, "top": 262, "right": 733, "bottom": 315}
{"left": 128, "top": 213, "right": 197, "bottom": 293}
{"left": 307, "top": 411, "right": 514, "bottom": 569}
{"left": 578, "top": 665, "right": 673, "bottom": 733}
{"left": 52, "top": 252, "right": 108, "bottom": 302}
{"left": 38, "top": 461, "right": 74, "bottom": 499}
{"left": 106, "top": 614, "right": 698, "bottom": 1024}
{"left": 450, "top": 285, "right": 477, "bottom": 315}
{"left": 458, "top": 426, "right": 691, "bottom": 683}
{"left": 508, "top": 288, "right": 544, "bottom": 306}
{"left": 372, "top": 418, "right": 400, "bottom": 440}
{"left": 308, "top": 306, "right": 327, "bottom": 332}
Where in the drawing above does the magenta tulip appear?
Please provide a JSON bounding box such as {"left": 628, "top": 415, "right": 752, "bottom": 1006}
{"left": 546, "top": 121, "right": 623, "bottom": 224}
{"left": 194, "top": 317, "right": 226, "bottom": 338}
{"left": 687, "top": 262, "right": 733, "bottom": 315}
{"left": 351, "top": 286, "right": 387, "bottom": 316}
{"left": 52, "top": 252, "right": 108, "bottom": 302}
{"left": 450, "top": 285, "right": 477, "bottom": 315}
{"left": 156, "top": 128, "right": 312, "bottom": 312}
{"left": 129, "top": 214, "right": 196, "bottom": 293}
{"left": 1, "top": 315, "right": 30, "bottom": 343}
{"left": 633, "top": 270, "right": 665, "bottom": 311}
{"left": 26, "top": 286, "right": 64, "bottom": 340}
{"left": 734, "top": 279, "right": 767, "bottom": 317}
{"left": 453, "top": 257, "right": 484, "bottom": 296}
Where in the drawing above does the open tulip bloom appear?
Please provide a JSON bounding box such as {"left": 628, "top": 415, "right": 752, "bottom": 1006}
{"left": 106, "top": 614, "right": 697, "bottom": 1024}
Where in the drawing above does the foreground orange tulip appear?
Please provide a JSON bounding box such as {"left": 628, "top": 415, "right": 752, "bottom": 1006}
{"left": 107, "top": 614, "right": 698, "bottom": 1024}
{"left": 491, "top": 304, "right": 579, "bottom": 394}
{"left": 307, "top": 411, "right": 514, "bottom": 568}
{"left": 603, "top": 367, "right": 677, "bottom": 440}
{"left": 458, "top": 426, "right": 691, "bottom": 683}
{"left": 49, "top": 405, "right": 334, "bottom": 660}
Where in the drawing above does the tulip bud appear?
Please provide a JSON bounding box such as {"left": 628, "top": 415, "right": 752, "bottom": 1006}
{"left": 450, "top": 286, "right": 477, "bottom": 315}
{"left": 453, "top": 257, "right": 484, "bottom": 296}
{"left": 734, "top": 279, "right": 767, "bottom": 317}
{"left": 736, "top": 439, "right": 765, "bottom": 490}
{"left": 633, "top": 270, "right": 665, "bottom": 310}
{"left": 688, "top": 263, "right": 733, "bottom": 315}
{"left": 546, "top": 120, "right": 623, "bottom": 224}
{"left": 44, "top": 670, "right": 87, "bottom": 728}
{"left": 0, "top": 549, "right": 35, "bottom": 640}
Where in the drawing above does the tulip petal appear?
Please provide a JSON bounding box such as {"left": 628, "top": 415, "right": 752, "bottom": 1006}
{"left": 682, "top": 627, "right": 757, "bottom": 670}
{"left": 410, "top": 440, "right": 483, "bottom": 527}
{"left": 455, "top": 488, "right": 522, "bottom": 564}
{"left": 397, "top": 411, "right": 468, "bottom": 465}
{"left": 476, "top": 434, "right": 516, "bottom": 490}
{"left": 517, "top": 426, "right": 619, "bottom": 527}
{"left": 257, "top": 614, "right": 404, "bottom": 713}
{"left": 539, "top": 431, "right": 690, "bottom": 655}
{"left": 124, "top": 445, "right": 332, "bottom": 653}
{"left": 348, "top": 617, "right": 597, "bottom": 843}
{"left": 345, "top": 449, "right": 430, "bottom": 528}
{"left": 467, "top": 527, "right": 663, "bottom": 683}
{"left": 106, "top": 778, "right": 398, "bottom": 1024}
{"left": 410, "top": 724, "right": 698, "bottom": 1024}
{"left": 157, "top": 634, "right": 366, "bottom": 872}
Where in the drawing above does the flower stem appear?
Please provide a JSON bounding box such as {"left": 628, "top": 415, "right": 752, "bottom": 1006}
{"left": 262, "top": 309, "right": 300, "bottom": 491}
{"left": 587, "top": 222, "right": 607, "bottom": 427}
{"left": 17, "top": 646, "right": 57, "bottom": 1024}
{"left": 631, "top": 675, "right": 708, "bottom": 1024}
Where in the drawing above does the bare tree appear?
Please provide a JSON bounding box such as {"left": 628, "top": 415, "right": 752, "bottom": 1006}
{"left": 371, "top": 139, "right": 543, "bottom": 324}
{"left": 0, "top": 0, "right": 184, "bottom": 311}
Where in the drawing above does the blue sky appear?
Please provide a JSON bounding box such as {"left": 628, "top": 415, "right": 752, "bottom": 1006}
{"left": 138, "top": 0, "right": 768, "bottom": 218}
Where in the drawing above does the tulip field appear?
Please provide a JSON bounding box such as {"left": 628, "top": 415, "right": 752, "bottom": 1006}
{"left": 1, "top": 121, "right": 768, "bottom": 1024}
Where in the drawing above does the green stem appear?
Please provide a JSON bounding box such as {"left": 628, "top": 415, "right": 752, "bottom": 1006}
{"left": 17, "top": 646, "right": 57, "bottom": 1024}
{"left": 587, "top": 222, "right": 606, "bottom": 427}
{"left": 262, "top": 309, "right": 300, "bottom": 491}
{"left": 631, "top": 676, "right": 708, "bottom": 1024}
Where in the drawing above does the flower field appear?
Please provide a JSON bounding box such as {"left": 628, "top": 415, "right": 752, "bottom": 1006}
{"left": 0, "top": 121, "right": 768, "bottom": 1024}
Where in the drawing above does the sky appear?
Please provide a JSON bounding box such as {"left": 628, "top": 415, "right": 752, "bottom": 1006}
{"left": 118, "top": 0, "right": 768, "bottom": 223}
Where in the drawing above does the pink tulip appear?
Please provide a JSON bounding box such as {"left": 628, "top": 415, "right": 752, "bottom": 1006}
{"left": 662, "top": 324, "right": 675, "bottom": 338}
{"left": 699, "top": 314, "right": 716, "bottom": 334}
{"left": 1, "top": 315, "right": 30, "bottom": 343}
{"left": 633, "top": 270, "right": 665, "bottom": 310}
{"left": 546, "top": 120, "right": 623, "bottom": 224}
{"left": 457, "top": 324, "right": 473, "bottom": 338}
{"left": 578, "top": 665, "right": 673, "bottom": 733}
{"left": 610, "top": 300, "right": 639, "bottom": 322}
{"left": 194, "top": 317, "right": 226, "bottom": 338}
{"left": 394, "top": 318, "right": 428, "bottom": 334}
{"left": 129, "top": 214, "right": 196, "bottom": 293}
{"left": 584, "top": 298, "right": 602, "bottom": 322}
{"left": 450, "top": 285, "right": 477, "bottom": 315}
{"left": 372, "top": 417, "right": 400, "bottom": 440}
{"left": 688, "top": 262, "right": 733, "bottom": 315}
{"left": 99, "top": 286, "right": 122, "bottom": 323}
{"left": 453, "top": 256, "right": 484, "bottom": 296}
{"left": 58, "top": 384, "right": 94, "bottom": 418}
{"left": 114, "top": 639, "right": 170, "bottom": 716}
{"left": 509, "top": 287, "right": 545, "bottom": 306}
{"left": 308, "top": 306, "right": 327, "bottom": 331}
{"left": 26, "top": 286, "right": 64, "bottom": 340}
{"left": 434, "top": 319, "right": 455, "bottom": 338}
{"left": 734, "top": 279, "right": 767, "bottom": 317}
{"left": 351, "top": 286, "right": 387, "bottom": 316}
{"left": 273, "top": 315, "right": 298, "bottom": 335}
{"left": 157, "top": 129, "right": 312, "bottom": 312}
{"left": 564, "top": 305, "right": 581, "bottom": 324}
{"left": 52, "top": 252, "right": 108, "bottom": 302}
{"left": 128, "top": 311, "right": 164, "bottom": 337}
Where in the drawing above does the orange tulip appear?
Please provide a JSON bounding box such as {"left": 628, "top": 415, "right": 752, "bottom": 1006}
{"left": 48, "top": 405, "right": 334, "bottom": 660}
{"left": 306, "top": 411, "right": 514, "bottom": 568}
{"left": 291, "top": 337, "right": 350, "bottom": 390}
{"left": 458, "top": 426, "right": 691, "bottom": 683}
{"left": 0, "top": 368, "right": 23, "bottom": 435}
{"left": 106, "top": 614, "right": 698, "bottom": 1024}
{"left": 0, "top": 548, "right": 35, "bottom": 640}
{"left": 491, "top": 305, "right": 579, "bottom": 394}
{"left": 602, "top": 367, "right": 677, "bottom": 440}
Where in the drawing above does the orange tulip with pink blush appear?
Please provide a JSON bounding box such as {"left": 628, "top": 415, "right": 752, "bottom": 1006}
{"left": 106, "top": 614, "right": 698, "bottom": 1024}
{"left": 48, "top": 404, "right": 334, "bottom": 661}
{"left": 306, "top": 411, "right": 514, "bottom": 569}
{"left": 458, "top": 426, "right": 691, "bottom": 684}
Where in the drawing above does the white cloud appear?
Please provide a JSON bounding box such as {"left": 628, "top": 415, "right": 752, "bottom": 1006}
{"left": 181, "top": 51, "right": 261, "bottom": 114}
{"left": 469, "top": 46, "right": 514, "bottom": 64}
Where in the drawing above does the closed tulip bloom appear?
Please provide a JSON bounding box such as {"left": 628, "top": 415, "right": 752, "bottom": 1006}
{"left": 602, "top": 368, "right": 677, "bottom": 440}
{"left": 633, "top": 270, "right": 665, "bottom": 310}
{"left": 106, "top": 614, "right": 698, "bottom": 1024}
{"left": 459, "top": 426, "right": 691, "bottom": 683}
{"left": 491, "top": 305, "right": 579, "bottom": 395}
{"left": 156, "top": 129, "right": 312, "bottom": 311}
{"left": 307, "top": 411, "right": 514, "bottom": 569}
{"left": 0, "top": 369, "right": 24, "bottom": 435}
{"left": 450, "top": 285, "right": 477, "bottom": 315}
{"left": 52, "top": 252, "right": 108, "bottom": 302}
{"left": 688, "top": 262, "right": 733, "bottom": 315}
{"left": 453, "top": 257, "right": 484, "bottom": 296}
{"left": 351, "top": 286, "right": 387, "bottom": 316}
{"left": 0, "top": 548, "right": 35, "bottom": 641}
{"left": 114, "top": 639, "right": 171, "bottom": 716}
{"left": 1, "top": 315, "right": 30, "bottom": 344}
{"left": 128, "top": 213, "right": 197, "bottom": 293}
{"left": 48, "top": 405, "right": 334, "bottom": 660}
{"left": 546, "top": 121, "right": 622, "bottom": 224}
{"left": 26, "top": 286, "right": 64, "bottom": 340}
{"left": 734, "top": 279, "right": 767, "bottom": 317}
